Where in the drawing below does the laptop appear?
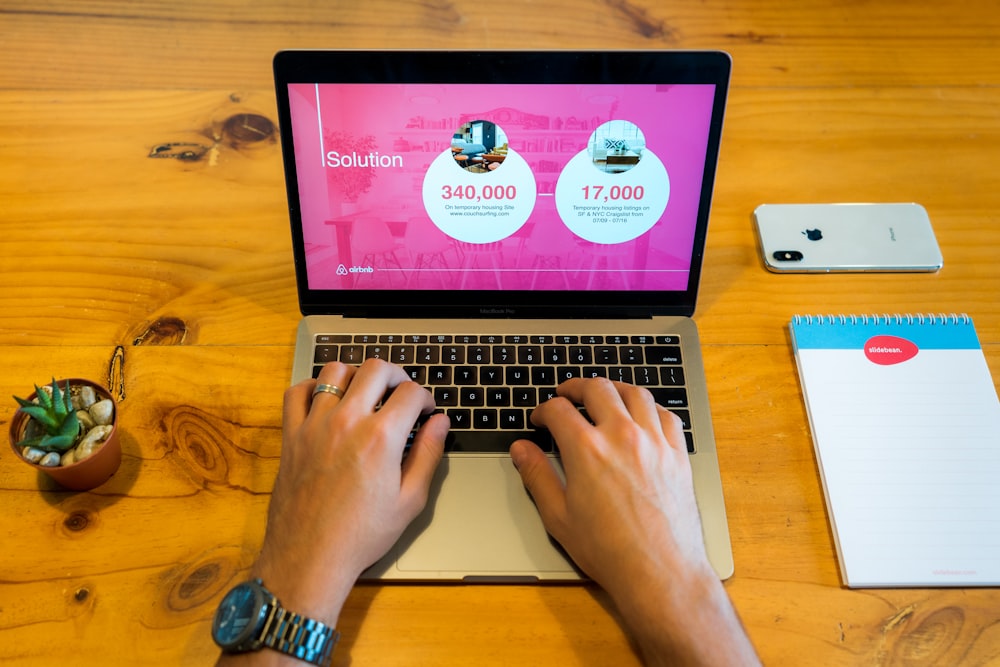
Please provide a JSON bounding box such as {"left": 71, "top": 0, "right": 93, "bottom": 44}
{"left": 274, "top": 50, "right": 734, "bottom": 581}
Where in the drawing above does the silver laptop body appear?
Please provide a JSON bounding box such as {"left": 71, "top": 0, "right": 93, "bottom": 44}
{"left": 275, "top": 50, "right": 734, "bottom": 581}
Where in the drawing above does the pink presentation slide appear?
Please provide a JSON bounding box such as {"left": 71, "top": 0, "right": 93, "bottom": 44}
{"left": 288, "top": 83, "right": 715, "bottom": 291}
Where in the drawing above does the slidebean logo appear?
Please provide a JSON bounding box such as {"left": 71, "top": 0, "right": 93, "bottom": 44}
{"left": 863, "top": 335, "right": 919, "bottom": 365}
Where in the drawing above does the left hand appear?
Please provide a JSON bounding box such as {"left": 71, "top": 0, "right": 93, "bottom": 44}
{"left": 251, "top": 358, "right": 449, "bottom": 627}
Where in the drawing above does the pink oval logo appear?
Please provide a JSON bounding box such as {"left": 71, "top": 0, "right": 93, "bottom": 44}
{"left": 864, "top": 335, "right": 918, "bottom": 365}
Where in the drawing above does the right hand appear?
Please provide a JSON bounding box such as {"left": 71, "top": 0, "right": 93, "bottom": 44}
{"left": 510, "top": 377, "right": 760, "bottom": 666}
{"left": 509, "top": 377, "right": 714, "bottom": 596}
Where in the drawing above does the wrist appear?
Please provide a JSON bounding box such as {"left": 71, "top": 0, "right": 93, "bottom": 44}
{"left": 213, "top": 578, "right": 342, "bottom": 667}
{"left": 610, "top": 566, "right": 738, "bottom": 664}
{"left": 250, "top": 554, "right": 358, "bottom": 630}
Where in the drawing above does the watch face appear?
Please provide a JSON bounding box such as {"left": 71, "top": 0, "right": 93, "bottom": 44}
{"left": 212, "top": 582, "right": 264, "bottom": 649}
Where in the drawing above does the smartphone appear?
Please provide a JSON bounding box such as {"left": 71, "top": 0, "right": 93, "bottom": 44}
{"left": 752, "top": 203, "right": 943, "bottom": 273}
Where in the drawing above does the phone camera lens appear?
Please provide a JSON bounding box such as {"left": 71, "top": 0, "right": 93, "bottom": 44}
{"left": 774, "top": 250, "right": 804, "bottom": 262}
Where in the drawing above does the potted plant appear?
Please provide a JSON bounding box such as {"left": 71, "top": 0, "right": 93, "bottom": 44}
{"left": 8, "top": 378, "right": 122, "bottom": 490}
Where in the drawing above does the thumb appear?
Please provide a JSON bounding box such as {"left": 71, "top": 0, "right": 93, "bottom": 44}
{"left": 399, "top": 413, "right": 448, "bottom": 519}
{"left": 510, "top": 440, "right": 568, "bottom": 541}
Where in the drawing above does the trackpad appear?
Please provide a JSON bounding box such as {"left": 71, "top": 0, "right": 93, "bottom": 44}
{"left": 397, "top": 456, "right": 578, "bottom": 576}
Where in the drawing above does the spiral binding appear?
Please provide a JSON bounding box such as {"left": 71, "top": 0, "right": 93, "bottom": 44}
{"left": 792, "top": 313, "right": 971, "bottom": 326}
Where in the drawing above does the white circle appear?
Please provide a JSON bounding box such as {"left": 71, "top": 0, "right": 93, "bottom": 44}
{"left": 422, "top": 149, "right": 536, "bottom": 244}
{"left": 555, "top": 149, "right": 669, "bottom": 244}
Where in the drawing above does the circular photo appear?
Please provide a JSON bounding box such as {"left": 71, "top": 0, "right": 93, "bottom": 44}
{"left": 451, "top": 120, "right": 509, "bottom": 174}
{"left": 588, "top": 120, "right": 646, "bottom": 174}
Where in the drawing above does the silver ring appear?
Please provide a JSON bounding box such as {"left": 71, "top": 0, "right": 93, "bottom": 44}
{"left": 313, "top": 383, "right": 346, "bottom": 399}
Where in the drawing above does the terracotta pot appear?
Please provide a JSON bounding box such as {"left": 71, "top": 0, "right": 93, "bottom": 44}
{"left": 8, "top": 378, "right": 122, "bottom": 491}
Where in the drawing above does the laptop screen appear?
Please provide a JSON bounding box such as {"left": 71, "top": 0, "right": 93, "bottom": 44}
{"left": 275, "top": 51, "right": 730, "bottom": 317}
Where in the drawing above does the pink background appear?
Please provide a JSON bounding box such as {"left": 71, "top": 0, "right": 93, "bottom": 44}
{"left": 288, "top": 83, "right": 716, "bottom": 291}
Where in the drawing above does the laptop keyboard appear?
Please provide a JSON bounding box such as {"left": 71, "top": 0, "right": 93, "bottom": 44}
{"left": 312, "top": 334, "right": 695, "bottom": 454}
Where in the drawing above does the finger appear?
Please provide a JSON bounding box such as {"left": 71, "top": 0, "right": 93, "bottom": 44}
{"left": 310, "top": 362, "right": 357, "bottom": 407}
{"left": 657, "top": 405, "right": 689, "bottom": 454}
{"left": 398, "top": 413, "right": 449, "bottom": 517}
{"left": 376, "top": 381, "right": 438, "bottom": 448}
{"left": 617, "top": 382, "right": 662, "bottom": 431}
{"left": 342, "top": 358, "right": 410, "bottom": 408}
{"left": 379, "top": 375, "right": 436, "bottom": 417}
{"left": 556, "top": 377, "right": 626, "bottom": 425}
{"left": 283, "top": 380, "right": 314, "bottom": 430}
{"left": 529, "top": 396, "right": 591, "bottom": 454}
{"left": 509, "top": 439, "right": 569, "bottom": 541}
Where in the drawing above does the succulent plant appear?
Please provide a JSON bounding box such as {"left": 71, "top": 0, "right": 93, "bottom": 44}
{"left": 13, "top": 379, "right": 82, "bottom": 452}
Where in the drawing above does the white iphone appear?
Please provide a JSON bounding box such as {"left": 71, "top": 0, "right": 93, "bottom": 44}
{"left": 752, "top": 203, "right": 943, "bottom": 273}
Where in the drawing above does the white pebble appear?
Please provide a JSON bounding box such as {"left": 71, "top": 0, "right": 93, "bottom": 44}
{"left": 74, "top": 425, "right": 113, "bottom": 461}
{"left": 22, "top": 447, "right": 46, "bottom": 463}
{"left": 77, "top": 410, "right": 96, "bottom": 431}
{"left": 89, "top": 399, "right": 115, "bottom": 426}
{"left": 39, "top": 452, "right": 61, "bottom": 467}
{"left": 78, "top": 386, "right": 98, "bottom": 409}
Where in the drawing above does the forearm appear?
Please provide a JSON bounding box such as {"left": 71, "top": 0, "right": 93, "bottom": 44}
{"left": 611, "top": 569, "right": 760, "bottom": 667}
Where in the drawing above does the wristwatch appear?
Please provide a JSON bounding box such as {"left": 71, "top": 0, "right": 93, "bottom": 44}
{"left": 212, "top": 578, "right": 339, "bottom": 666}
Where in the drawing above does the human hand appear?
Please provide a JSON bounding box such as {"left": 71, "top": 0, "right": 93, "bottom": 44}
{"left": 509, "top": 378, "right": 758, "bottom": 665}
{"left": 510, "top": 377, "right": 711, "bottom": 596}
{"left": 251, "top": 359, "right": 449, "bottom": 627}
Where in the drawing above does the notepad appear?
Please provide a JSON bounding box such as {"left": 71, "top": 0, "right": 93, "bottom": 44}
{"left": 790, "top": 314, "right": 1000, "bottom": 587}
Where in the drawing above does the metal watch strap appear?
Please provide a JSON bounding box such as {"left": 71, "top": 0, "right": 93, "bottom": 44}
{"left": 261, "top": 606, "right": 339, "bottom": 667}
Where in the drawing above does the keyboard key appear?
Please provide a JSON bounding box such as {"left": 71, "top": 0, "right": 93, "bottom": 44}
{"left": 391, "top": 345, "right": 414, "bottom": 364}
{"left": 404, "top": 366, "right": 426, "bottom": 383}
{"left": 454, "top": 366, "right": 477, "bottom": 385}
{"left": 556, "top": 366, "right": 580, "bottom": 382}
{"left": 620, "top": 346, "right": 643, "bottom": 364}
{"left": 461, "top": 387, "right": 484, "bottom": 406}
{"left": 493, "top": 345, "right": 516, "bottom": 364}
{"left": 446, "top": 429, "right": 553, "bottom": 453}
{"left": 595, "top": 346, "right": 618, "bottom": 364}
{"left": 434, "top": 387, "right": 458, "bottom": 406}
{"left": 512, "top": 387, "right": 536, "bottom": 407}
{"left": 634, "top": 366, "right": 660, "bottom": 386}
{"left": 505, "top": 366, "right": 530, "bottom": 385}
{"left": 543, "top": 346, "right": 567, "bottom": 364}
{"left": 487, "top": 388, "right": 511, "bottom": 406}
{"left": 647, "top": 346, "right": 682, "bottom": 364}
{"left": 660, "top": 367, "right": 685, "bottom": 386}
{"left": 417, "top": 346, "right": 440, "bottom": 363}
{"left": 317, "top": 334, "right": 351, "bottom": 344}
{"left": 339, "top": 345, "right": 364, "bottom": 364}
{"left": 314, "top": 345, "right": 337, "bottom": 363}
{"left": 365, "top": 344, "right": 389, "bottom": 360}
{"left": 480, "top": 366, "right": 504, "bottom": 385}
{"left": 499, "top": 409, "right": 526, "bottom": 429}
{"left": 447, "top": 409, "right": 472, "bottom": 429}
{"left": 532, "top": 366, "right": 556, "bottom": 386}
{"left": 473, "top": 408, "right": 498, "bottom": 429}
{"left": 608, "top": 366, "right": 634, "bottom": 383}
{"left": 428, "top": 366, "right": 452, "bottom": 384}
{"left": 648, "top": 387, "right": 688, "bottom": 408}
{"left": 517, "top": 345, "right": 542, "bottom": 364}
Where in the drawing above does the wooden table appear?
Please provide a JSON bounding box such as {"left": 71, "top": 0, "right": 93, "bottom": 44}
{"left": 1, "top": 2, "right": 998, "bottom": 665}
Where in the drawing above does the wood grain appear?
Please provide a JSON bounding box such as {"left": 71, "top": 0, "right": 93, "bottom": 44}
{"left": 1, "top": 1, "right": 998, "bottom": 665}
{"left": 2, "top": 1, "right": 999, "bottom": 90}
